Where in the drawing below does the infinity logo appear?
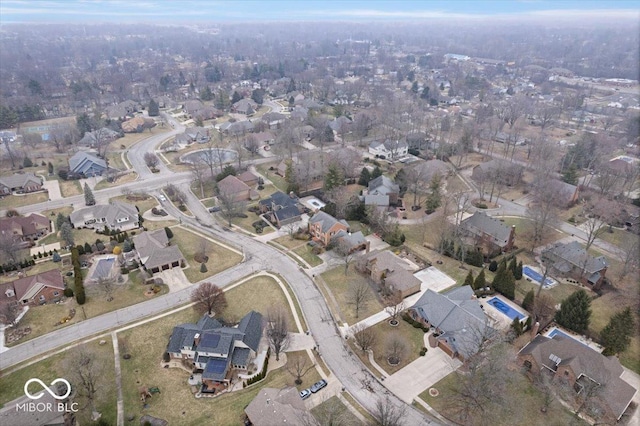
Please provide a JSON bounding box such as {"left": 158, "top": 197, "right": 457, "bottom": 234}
{"left": 24, "top": 378, "right": 72, "bottom": 400}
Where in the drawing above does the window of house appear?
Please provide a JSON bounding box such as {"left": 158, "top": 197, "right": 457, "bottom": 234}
{"left": 53, "top": 291, "right": 59, "bottom": 296}
{"left": 39, "top": 295, "right": 46, "bottom": 302}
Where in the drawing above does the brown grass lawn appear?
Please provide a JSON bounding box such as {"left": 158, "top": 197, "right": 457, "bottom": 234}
{"left": 274, "top": 235, "right": 309, "bottom": 250}
{"left": 341, "top": 391, "right": 377, "bottom": 424}
{"left": 112, "top": 127, "right": 170, "bottom": 151}
{"left": 224, "top": 276, "right": 298, "bottom": 332}
{"left": 0, "top": 340, "right": 117, "bottom": 425}
{"left": 0, "top": 191, "right": 48, "bottom": 209}
{"left": 118, "top": 277, "right": 311, "bottom": 425}
{"left": 57, "top": 179, "right": 83, "bottom": 197}
{"left": 320, "top": 267, "right": 383, "bottom": 325}
{"left": 143, "top": 219, "right": 178, "bottom": 232}
{"left": 420, "top": 365, "right": 583, "bottom": 426}
{"left": 311, "top": 395, "right": 362, "bottom": 426}
{"left": 368, "top": 320, "right": 425, "bottom": 375}
{"left": 256, "top": 162, "right": 287, "bottom": 192}
{"left": 43, "top": 206, "right": 74, "bottom": 219}
{"left": 498, "top": 216, "right": 565, "bottom": 249}
{"left": 107, "top": 152, "right": 127, "bottom": 171}
{"left": 7, "top": 271, "right": 168, "bottom": 346}
{"left": 171, "top": 227, "right": 242, "bottom": 283}
{"left": 598, "top": 227, "right": 638, "bottom": 249}
{"left": 110, "top": 194, "right": 158, "bottom": 214}
{"left": 190, "top": 179, "right": 217, "bottom": 200}
{"left": 93, "top": 171, "right": 138, "bottom": 190}
{"left": 292, "top": 245, "right": 323, "bottom": 267}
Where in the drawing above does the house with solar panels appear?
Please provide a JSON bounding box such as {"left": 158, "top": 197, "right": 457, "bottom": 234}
{"left": 165, "top": 311, "right": 264, "bottom": 394}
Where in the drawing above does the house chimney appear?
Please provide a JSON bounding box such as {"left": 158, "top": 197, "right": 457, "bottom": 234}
{"left": 530, "top": 322, "right": 540, "bottom": 339}
{"left": 194, "top": 333, "right": 201, "bottom": 346}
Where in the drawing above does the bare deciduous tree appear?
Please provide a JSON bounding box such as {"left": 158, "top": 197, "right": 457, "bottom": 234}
{"left": 97, "top": 276, "right": 116, "bottom": 302}
{"left": 0, "top": 233, "right": 21, "bottom": 265}
{"left": 335, "top": 237, "right": 356, "bottom": 274}
{"left": 266, "top": 306, "right": 290, "bottom": 361}
{"left": 188, "top": 158, "right": 208, "bottom": 199}
{"left": 352, "top": 322, "right": 376, "bottom": 352}
{"left": 373, "top": 395, "right": 406, "bottom": 426}
{"left": 191, "top": 282, "right": 227, "bottom": 316}
{"left": 384, "top": 292, "right": 405, "bottom": 324}
{"left": 386, "top": 334, "right": 408, "bottom": 365}
{"left": 143, "top": 152, "right": 159, "bottom": 169}
{"left": 217, "top": 190, "right": 246, "bottom": 227}
{"left": 0, "top": 302, "right": 19, "bottom": 326}
{"left": 285, "top": 352, "right": 315, "bottom": 385}
{"left": 65, "top": 345, "right": 102, "bottom": 414}
{"left": 348, "top": 279, "right": 371, "bottom": 319}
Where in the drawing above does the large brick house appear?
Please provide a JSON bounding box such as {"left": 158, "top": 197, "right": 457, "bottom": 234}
{"left": 0, "top": 269, "right": 65, "bottom": 311}
{"left": 0, "top": 213, "right": 51, "bottom": 246}
{"left": 459, "top": 212, "right": 516, "bottom": 259}
{"left": 541, "top": 241, "right": 608, "bottom": 289}
{"left": 308, "top": 211, "right": 349, "bottom": 246}
{"left": 0, "top": 173, "right": 43, "bottom": 195}
{"left": 166, "top": 311, "right": 264, "bottom": 393}
{"left": 365, "top": 251, "right": 420, "bottom": 299}
{"left": 518, "top": 334, "right": 637, "bottom": 421}
{"left": 133, "top": 229, "right": 185, "bottom": 274}
{"left": 70, "top": 200, "right": 139, "bottom": 232}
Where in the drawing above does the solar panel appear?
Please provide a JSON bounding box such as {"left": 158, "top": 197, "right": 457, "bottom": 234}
{"left": 200, "top": 333, "right": 221, "bottom": 348}
{"left": 206, "top": 358, "right": 227, "bottom": 374}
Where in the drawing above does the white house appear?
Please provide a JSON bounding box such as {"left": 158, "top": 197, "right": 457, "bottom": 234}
{"left": 368, "top": 139, "right": 409, "bottom": 160}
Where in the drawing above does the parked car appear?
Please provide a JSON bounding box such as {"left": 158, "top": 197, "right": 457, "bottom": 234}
{"left": 158, "top": 194, "right": 166, "bottom": 202}
{"left": 299, "top": 389, "right": 312, "bottom": 400}
{"left": 208, "top": 206, "right": 221, "bottom": 213}
{"left": 310, "top": 379, "right": 327, "bottom": 393}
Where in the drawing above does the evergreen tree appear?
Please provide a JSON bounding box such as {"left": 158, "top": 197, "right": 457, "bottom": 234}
{"left": 425, "top": 173, "right": 442, "bottom": 212}
{"left": 200, "top": 86, "right": 214, "bottom": 101}
{"left": 508, "top": 257, "right": 518, "bottom": 279}
{"left": 492, "top": 261, "right": 508, "bottom": 294}
{"left": 284, "top": 160, "right": 299, "bottom": 194}
{"left": 522, "top": 290, "right": 535, "bottom": 312}
{"left": 231, "top": 91, "right": 242, "bottom": 104}
{"left": 515, "top": 261, "right": 523, "bottom": 280}
{"left": 123, "top": 239, "right": 133, "bottom": 253}
{"left": 411, "top": 81, "right": 419, "bottom": 94}
{"left": 488, "top": 260, "right": 498, "bottom": 272}
{"left": 511, "top": 317, "right": 523, "bottom": 336}
{"left": 200, "top": 262, "right": 208, "bottom": 273}
{"left": 503, "top": 269, "right": 515, "bottom": 300}
{"left": 84, "top": 183, "right": 95, "bottom": 206}
{"left": 371, "top": 166, "right": 383, "bottom": 180}
{"left": 555, "top": 289, "right": 592, "bottom": 334}
{"left": 251, "top": 88, "right": 265, "bottom": 105}
{"left": 358, "top": 167, "right": 371, "bottom": 186}
{"left": 562, "top": 164, "right": 578, "bottom": 185}
{"left": 84, "top": 242, "right": 92, "bottom": 254}
{"left": 601, "top": 308, "right": 634, "bottom": 356}
{"left": 48, "top": 162, "right": 54, "bottom": 174}
{"left": 463, "top": 270, "right": 474, "bottom": 287}
{"left": 56, "top": 213, "right": 68, "bottom": 231}
{"left": 164, "top": 227, "right": 173, "bottom": 239}
{"left": 148, "top": 99, "right": 159, "bottom": 116}
{"left": 60, "top": 222, "right": 74, "bottom": 247}
{"left": 322, "top": 125, "right": 334, "bottom": 142}
{"left": 52, "top": 251, "right": 62, "bottom": 262}
{"left": 23, "top": 157, "right": 33, "bottom": 167}
{"left": 420, "top": 86, "right": 430, "bottom": 100}
{"left": 473, "top": 269, "right": 486, "bottom": 290}
{"left": 324, "top": 163, "right": 344, "bottom": 191}
{"left": 287, "top": 78, "right": 296, "bottom": 93}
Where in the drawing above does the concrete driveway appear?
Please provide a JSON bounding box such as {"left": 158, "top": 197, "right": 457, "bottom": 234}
{"left": 41, "top": 179, "right": 61, "bottom": 200}
{"left": 383, "top": 339, "right": 461, "bottom": 404}
{"left": 156, "top": 268, "right": 191, "bottom": 292}
{"left": 414, "top": 266, "right": 456, "bottom": 293}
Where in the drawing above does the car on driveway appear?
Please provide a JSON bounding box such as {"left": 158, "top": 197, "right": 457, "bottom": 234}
{"left": 299, "top": 389, "right": 311, "bottom": 400}
{"left": 310, "top": 379, "right": 327, "bottom": 393}
{"left": 158, "top": 194, "right": 166, "bottom": 202}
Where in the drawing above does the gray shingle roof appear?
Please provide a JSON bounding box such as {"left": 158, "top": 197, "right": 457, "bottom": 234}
{"left": 309, "top": 211, "right": 348, "bottom": 233}
{"left": 274, "top": 205, "right": 302, "bottom": 222}
{"left": 460, "top": 212, "right": 513, "bottom": 247}
{"left": 368, "top": 175, "right": 399, "bottom": 195}
{"left": 133, "top": 229, "right": 184, "bottom": 270}
{"left": 543, "top": 241, "right": 607, "bottom": 274}
{"left": 70, "top": 200, "right": 138, "bottom": 230}
{"left": 0, "top": 173, "right": 42, "bottom": 190}
{"left": 238, "top": 311, "right": 263, "bottom": 352}
{"left": 198, "top": 332, "right": 234, "bottom": 356}
{"left": 231, "top": 347, "right": 251, "bottom": 366}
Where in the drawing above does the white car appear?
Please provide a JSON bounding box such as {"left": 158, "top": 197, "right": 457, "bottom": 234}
{"left": 158, "top": 194, "right": 166, "bottom": 202}
{"left": 299, "top": 389, "right": 311, "bottom": 400}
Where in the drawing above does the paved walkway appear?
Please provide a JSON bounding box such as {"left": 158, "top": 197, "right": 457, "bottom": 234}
{"left": 111, "top": 332, "right": 124, "bottom": 426}
{"left": 41, "top": 178, "right": 62, "bottom": 200}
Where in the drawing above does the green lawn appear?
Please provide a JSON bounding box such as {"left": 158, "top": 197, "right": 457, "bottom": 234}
{"left": 292, "top": 245, "right": 323, "bottom": 267}
{"left": 320, "top": 267, "right": 383, "bottom": 325}
{"left": 93, "top": 171, "right": 138, "bottom": 190}
{"left": 0, "top": 340, "right": 117, "bottom": 425}
{"left": 420, "top": 365, "right": 584, "bottom": 426}
{"left": 274, "top": 235, "right": 309, "bottom": 250}
{"left": 311, "top": 395, "right": 362, "bottom": 426}
{"left": 224, "top": 275, "right": 299, "bottom": 332}
{"left": 118, "top": 276, "right": 311, "bottom": 425}
{"left": 367, "top": 319, "right": 425, "bottom": 375}
{"left": 171, "top": 227, "right": 242, "bottom": 283}
{"left": 0, "top": 191, "right": 48, "bottom": 209}
{"left": 7, "top": 271, "right": 168, "bottom": 346}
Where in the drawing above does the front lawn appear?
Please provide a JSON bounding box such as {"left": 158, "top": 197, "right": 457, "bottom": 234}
{"left": 368, "top": 319, "right": 425, "bottom": 375}
{"left": 93, "top": 171, "right": 138, "bottom": 190}
{"left": 0, "top": 340, "right": 117, "bottom": 425}
{"left": 420, "top": 364, "right": 584, "bottom": 426}
{"left": 292, "top": 245, "right": 323, "bottom": 267}
{"left": 320, "top": 267, "right": 382, "bottom": 325}
{"left": 110, "top": 193, "right": 158, "bottom": 215}
{"left": 311, "top": 395, "right": 362, "bottom": 426}
{"left": 256, "top": 163, "right": 287, "bottom": 192}
{"left": 0, "top": 191, "right": 48, "bottom": 209}
{"left": 171, "top": 227, "right": 242, "bottom": 283}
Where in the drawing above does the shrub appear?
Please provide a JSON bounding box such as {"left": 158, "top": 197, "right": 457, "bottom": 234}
{"left": 63, "top": 288, "right": 74, "bottom": 297}
{"left": 420, "top": 347, "right": 428, "bottom": 356}
{"left": 200, "top": 263, "right": 208, "bottom": 273}
{"left": 488, "top": 260, "right": 498, "bottom": 272}
{"left": 164, "top": 227, "right": 173, "bottom": 239}
{"left": 476, "top": 202, "right": 488, "bottom": 209}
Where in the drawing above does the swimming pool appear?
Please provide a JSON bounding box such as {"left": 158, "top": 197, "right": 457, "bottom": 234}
{"left": 487, "top": 297, "right": 526, "bottom": 321}
{"left": 547, "top": 328, "right": 590, "bottom": 348}
{"left": 523, "top": 265, "right": 555, "bottom": 288}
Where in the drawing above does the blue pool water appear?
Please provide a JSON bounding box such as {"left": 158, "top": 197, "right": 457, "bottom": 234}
{"left": 548, "top": 328, "right": 590, "bottom": 348}
{"left": 487, "top": 297, "right": 525, "bottom": 320}
{"left": 523, "top": 266, "right": 554, "bottom": 287}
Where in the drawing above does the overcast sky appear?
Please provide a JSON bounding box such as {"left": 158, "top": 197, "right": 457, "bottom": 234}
{"left": 1, "top": 0, "right": 638, "bottom": 24}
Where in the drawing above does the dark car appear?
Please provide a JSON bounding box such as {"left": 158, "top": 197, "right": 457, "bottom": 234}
{"left": 310, "top": 379, "right": 327, "bottom": 393}
{"left": 209, "top": 206, "right": 221, "bottom": 213}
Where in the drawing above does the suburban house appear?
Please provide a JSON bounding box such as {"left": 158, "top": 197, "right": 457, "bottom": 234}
{"left": 237, "top": 170, "right": 260, "bottom": 187}
{"left": 0, "top": 173, "right": 43, "bottom": 195}
{"left": 409, "top": 286, "right": 493, "bottom": 360}
{"left": 70, "top": 200, "right": 139, "bottom": 232}
{"left": 333, "top": 229, "right": 369, "bottom": 253}
{"left": 471, "top": 159, "right": 524, "bottom": 186}
{"left": 121, "top": 117, "right": 155, "bottom": 133}
{"left": 68, "top": 151, "right": 108, "bottom": 177}
{"left": 219, "top": 120, "right": 254, "bottom": 136}
{"left": 245, "top": 387, "right": 307, "bottom": 426}
{"left": 459, "top": 212, "right": 516, "bottom": 258}
{"left": 308, "top": 211, "right": 349, "bottom": 246}
{"left": 276, "top": 152, "right": 326, "bottom": 191}
{"left": 365, "top": 250, "right": 420, "bottom": 298}
{"left": 409, "top": 159, "right": 453, "bottom": 183}
{"left": 541, "top": 241, "right": 608, "bottom": 289}
{"left": 368, "top": 139, "right": 408, "bottom": 159}
{"left": 0, "top": 269, "right": 65, "bottom": 308}
{"left": 232, "top": 98, "right": 258, "bottom": 115}
{"left": 104, "top": 100, "right": 138, "bottom": 120}
{"left": 0, "top": 213, "right": 51, "bottom": 245}
{"left": 133, "top": 229, "right": 185, "bottom": 274}
{"left": 329, "top": 116, "right": 352, "bottom": 133}
{"left": 518, "top": 334, "right": 637, "bottom": 421}
{"left": 251, "top": 131, "right": 275, "bottom": 146}
{"left": 258, "top": 191, "right": 303, "bottom": 227}
{"left": 78, "top": 127, "right": 121, "bottom": 147}
{"left": 261, "top": 112, "right": 286, "bottom": 129}
{"left": 183, "top": 100, "right": 221, "bottom": 120}
{"left": 364, "top": 175, "right": 400, "bottom": 207}
{"left": 87, "top": 256, "right": 119, "bottom": 285}
{"left": 549, "top": 179, "right": 580, "bottom": 207}
{"left": 166, "top": 311, "right": 264, "bottom": 394}
{"left": 184, "top": 126, "right": 210, "bottom": 144}
{"left": 217, "top": 175, "right": 258, "bottom": 202}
